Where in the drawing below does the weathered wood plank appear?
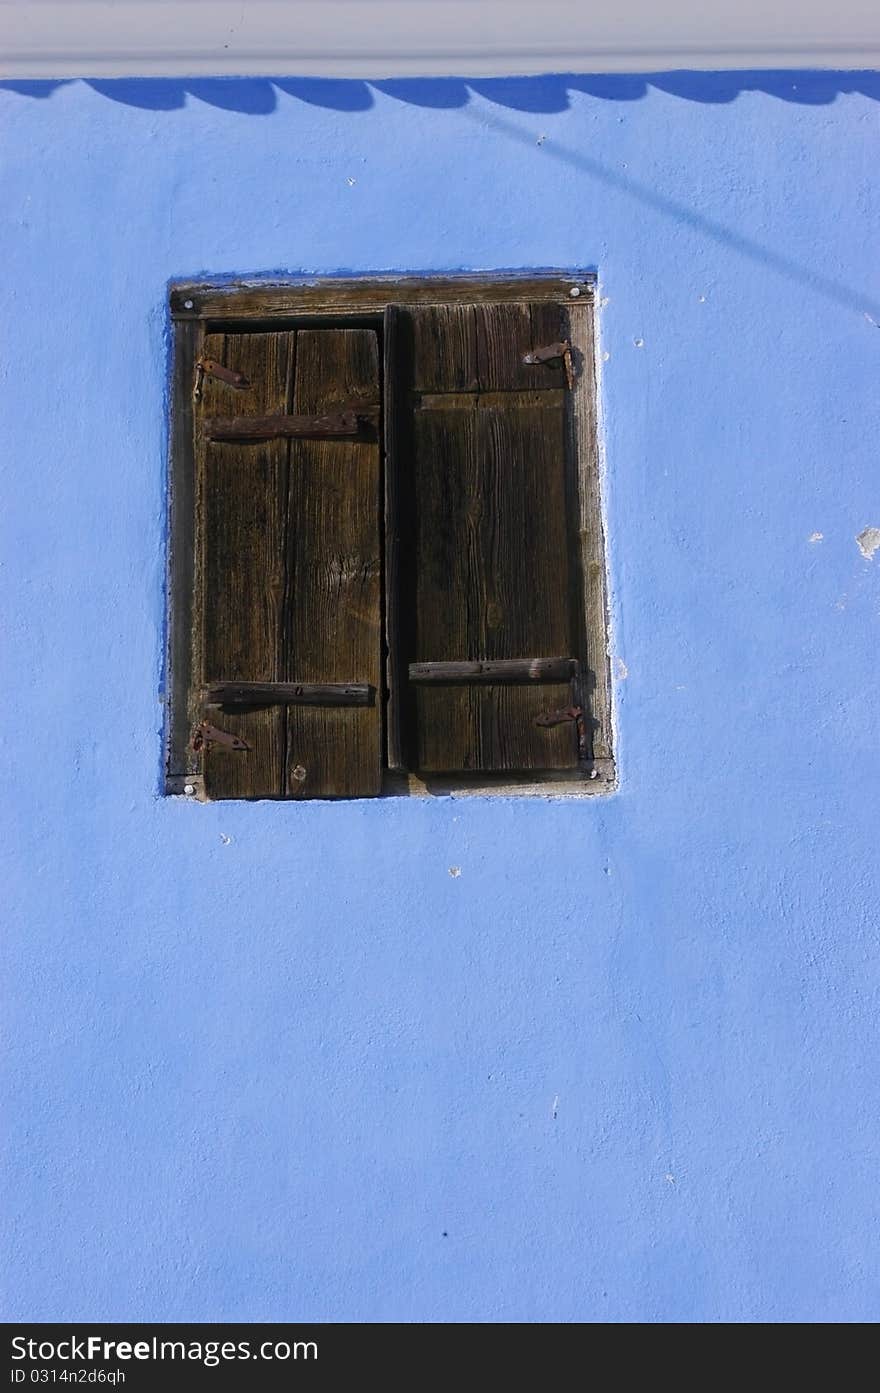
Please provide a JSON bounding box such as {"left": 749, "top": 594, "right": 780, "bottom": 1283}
{"left": 170, "top": 279, "right": 611, "bottom": 797}
{"left": 383, "top": 306, "right": 405, "bottom": 769}
{"left": 205, "top": 410, "right": 374, "bottom": 441}
{"left": 165, "top": 315, "right": 201, "bottom": 784}
{"left": 409, "top": 658, "right": 576, "bottom": 684}
{"left": 171, "top": 276, "right": 594, "bottom": 320}
{"left": 409, "top": 304, "right": 477, "bottom": 393}
{"left": 205, "top": 681, "right": 373, "bottom": 706}
{"left": 416, "top": 389, "right": 566, "bottom": 412}
{"left": 200, "top": 329, "right": 293, "bottom": 798}
{"left": 566, "top": 299, "right": 612, "bottom": 761}
{"left": 472, "top": 398, "right": 578, "bottom": 769}
{"left": 475, "top": 301, "right": 569, "bottom": 391}
{"left": 408, "top": 402, "right": 477, "bottom": 769}
{"left": 283, "top": 328, "right": 382, "bottom": 797}
{"left": 403, "top": 302, "right": 580, "bottom": 772}
{"left": 406, "top": 303, "right": 570, "bottom": 395}
{"left": 477, "top": 305, "right": 578, "bottom": 770}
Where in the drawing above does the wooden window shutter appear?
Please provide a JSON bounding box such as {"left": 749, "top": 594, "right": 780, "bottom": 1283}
{"left": 194, "top": 327, "right": 382, "bottom": 798}
{"left": 385, "top": 301, "right": 585, "bottom": 774}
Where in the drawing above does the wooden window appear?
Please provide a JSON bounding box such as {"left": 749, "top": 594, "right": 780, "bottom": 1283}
{"left": 166, "top": 277, "right": 612, "bottom": 799}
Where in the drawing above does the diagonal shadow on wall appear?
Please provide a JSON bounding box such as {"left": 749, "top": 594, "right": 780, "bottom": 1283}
{"left": 466, "top": 103, "right": 880, "bottom": 323}
{"left": 4, "top": 72, "right": 878, "bottom": 322}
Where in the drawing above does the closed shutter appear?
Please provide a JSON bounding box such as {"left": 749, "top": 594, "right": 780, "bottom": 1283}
{"left": 194, "top": 327, "right": 382, "bottom": 799}
{"left": 386, "top": 302, "right": 584, "bottom": 773}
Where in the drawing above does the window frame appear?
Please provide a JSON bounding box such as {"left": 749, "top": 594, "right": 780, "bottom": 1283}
{"left": 165, "top": 273, "right": 614, "bottom": 799}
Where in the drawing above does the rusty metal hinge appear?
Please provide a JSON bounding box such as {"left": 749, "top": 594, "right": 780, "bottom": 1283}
{"left": 535, "top": 704, "right": 581, "bottom": 727}
{"left": 535, "top": 704, "right": 587, "bottom": 757}
{"left": 193, "top": 357, "right": 250, "bottom": 401}
{"left": 522, "top": 339, "right": 575, "bottom": 390}
{"left": 191, "top": 721, "right": 251, "bottom": 753}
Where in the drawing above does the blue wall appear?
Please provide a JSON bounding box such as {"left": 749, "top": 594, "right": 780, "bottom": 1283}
{"left": 2, "top": 72, "right": 879, "bottom": 1323}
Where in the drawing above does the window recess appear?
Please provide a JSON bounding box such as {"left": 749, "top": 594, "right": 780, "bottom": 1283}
{"left": 165, "top": 277, "right": 612, "bottom": 799}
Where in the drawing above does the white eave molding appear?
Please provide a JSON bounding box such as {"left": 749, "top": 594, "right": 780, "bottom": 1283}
{"left": 2, "top": 0, "right": 879, "bottom": 77}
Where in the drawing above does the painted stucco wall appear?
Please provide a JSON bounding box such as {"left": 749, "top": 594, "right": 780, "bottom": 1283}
{"left": 2, "top": 72, "right": 878, "bottom": 1324}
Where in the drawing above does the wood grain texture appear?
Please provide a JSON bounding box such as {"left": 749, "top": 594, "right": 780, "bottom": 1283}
{"left": 166, "top": 316, "right": 201, "bottom": 783}
{"left": 169, "top": 282, "right": 610, "bottom": 798}
{"left": 171, "top": 276, "right": 594, "bottom": 321}
{"left": 283, "top": 329, "right": 382, "bottom": 797}
{"left": 206, "top": 681, "right": 373, "bottom": 707}
{"left": 383, "top": 306, "right": 405, "bottom": 769}
{"left": 409, "top": 658, "right": 575, "bottom": 683}
{"left": 409, "top": 304, "right": 478, "bottom": 392}
{"left": 200, "top": 329, "right": 293, "bottom": 798}
{"left": 475, "top": 301, "right": 568, "bottom": 391}
{"left": 416, "top": 389, "right": 566, "bottom": 413}
{"left": 403, "top": 301, "right": 581, "bottom": 772}
{"left": 406, "top": 302, "right": 570, "bottom": 394}
{"left": 204, "top": 411, "right": 367, "bottom": 441}
{"left": 566, "top": 300, "right": 613, "bottom": 761}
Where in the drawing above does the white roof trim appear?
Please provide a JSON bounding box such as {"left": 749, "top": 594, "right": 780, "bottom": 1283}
{"left": 1, "top": 1, "right": 879, "bottom": 77}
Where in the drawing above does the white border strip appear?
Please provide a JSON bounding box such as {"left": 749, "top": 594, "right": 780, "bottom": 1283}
{"left": 1, "top": 2, "right": 879, "bottom": 77}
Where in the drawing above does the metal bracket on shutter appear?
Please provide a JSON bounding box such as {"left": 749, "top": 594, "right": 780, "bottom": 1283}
{"left": 203, "top": 410, "right": 377, "bottom": 442}
{"left": 534, "top": 704, "right": 587, "bottom": 758}
{"left": 193, "top": 357, "right": 251, "bottom": 401}
{"left": 522, "top": 340, "right": 575, "bottom": 390}
{"left": 534, "top": 704, "right": 581, "bottom": 727}
{"left": 409, "top": 657, "right": 576, "bottom": 684}
{"left": 191, "top": 721, "right": 251, "bottom": 753}
{"left": 204, "top": 681, "right": 374, "bottom": 707}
